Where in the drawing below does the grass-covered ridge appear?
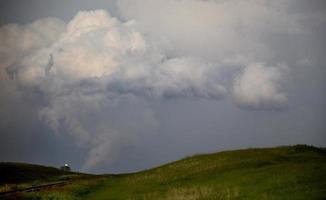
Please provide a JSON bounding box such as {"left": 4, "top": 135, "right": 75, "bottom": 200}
{"left": 0, "top": 162, "right": 74, "bottom": 185}
{"left": 0, "top": 162, "right": 93, "bottom": 197}
{"left": 3, "top": 145, "right": 326, "bottom": 199}
{"left": 86, "top": 145, "right": 326, "bottom": 200}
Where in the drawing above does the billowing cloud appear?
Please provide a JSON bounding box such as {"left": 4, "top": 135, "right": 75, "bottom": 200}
{"left": 0, "top": 0, "right": 325, "bottom": 171}
{"left": 7, "top": 10, "right": 226, "bottom": 98}
{"left": 0, "top": 18, "right": 65, "bottom": 80}
{"left": 233, "top": 63, "right": 288, "bottom": 110}
{"left": 117, "top": 0, "right": 302, "bottom": 63}
{"left": 1, "top": 9, "right": 227, "bottom": 170}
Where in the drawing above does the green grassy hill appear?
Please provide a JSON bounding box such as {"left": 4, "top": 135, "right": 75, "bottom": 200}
{"left": 0, "top": 162, "right": 74, "bottom": 185}
{"left": 3, "top": 145, "right": 326, "bottom": 200}
{"left": 86, "top": 145, "right": 326, "bottom": 200}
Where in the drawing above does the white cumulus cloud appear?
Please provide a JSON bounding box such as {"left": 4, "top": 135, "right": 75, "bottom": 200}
{"left": 233, "top": 63, "right": 288, "bottom": 110}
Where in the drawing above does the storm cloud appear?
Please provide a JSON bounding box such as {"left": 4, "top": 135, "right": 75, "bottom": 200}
{"left": 0, "top": 0, "right": 325, "bottom": 172}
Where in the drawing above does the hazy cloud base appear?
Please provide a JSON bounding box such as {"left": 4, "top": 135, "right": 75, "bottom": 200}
{"left": 0, "top": 0, "right": 325, "bottom": 172}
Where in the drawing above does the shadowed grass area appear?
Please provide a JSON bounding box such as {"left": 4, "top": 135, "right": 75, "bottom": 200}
{"left": 0, "top": 162, "right": 74, "bottom": 185}
{"left": 4, "top": 145, "right": 326, "bottom": 199}
{"left": 0, "top": 162, "right": 92, "bottom": 196}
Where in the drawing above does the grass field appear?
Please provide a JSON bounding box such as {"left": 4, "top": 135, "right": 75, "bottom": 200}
{"left": 1, "top": 145, "right": 326, "bottom": 199}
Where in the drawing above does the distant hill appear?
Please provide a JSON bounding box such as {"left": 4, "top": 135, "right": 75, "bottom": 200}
{"left": 0, "top": 162, "right": 73, "bottom": 185}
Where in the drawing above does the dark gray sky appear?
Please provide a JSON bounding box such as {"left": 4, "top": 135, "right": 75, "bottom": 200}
{"left": 0, "top": 0, "right": 325, "bottom": 173}
{"left": 0, "top": 0, "right": 118, "bottom": 25}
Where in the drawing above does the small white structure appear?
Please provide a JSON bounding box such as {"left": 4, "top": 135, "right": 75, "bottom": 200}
{"left": 60, "top": 163, "right": 71, "bottom": 171}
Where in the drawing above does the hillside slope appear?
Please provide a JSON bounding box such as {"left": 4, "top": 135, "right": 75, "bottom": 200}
{"left": 4, "top": 145, "right": 326, "bottom": 199}
{"left": 85, "top": 145, "right": 326, "bottom": 200}
{"left": 0, "top": 162, "right": 73, "bottom": 185}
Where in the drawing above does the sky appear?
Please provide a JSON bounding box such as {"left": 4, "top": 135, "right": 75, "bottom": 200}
{"left": 0, "top": 0, "right": 325, "bottom": 173}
